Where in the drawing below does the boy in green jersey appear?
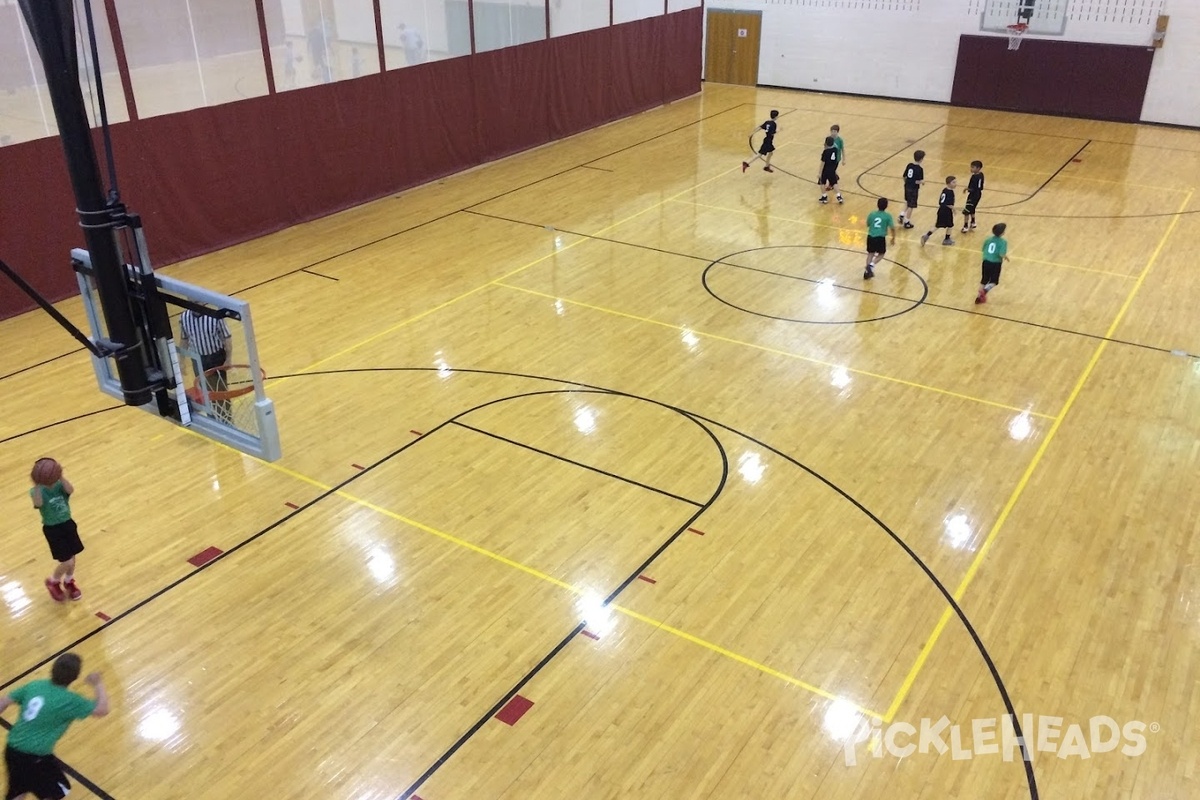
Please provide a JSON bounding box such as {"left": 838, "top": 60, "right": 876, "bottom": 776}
{"left": 29, "top": 459, "right": 85, "bottom": 602}
{"left": 864, "top": 198, "right": 896, "bottom": 279}
{"left": 1, "top": 653, "right": 109, "bottom": 800}
{"left": 830, "top": 125, "right": 845, "bottom": 167}
{"left": 976, "top": 223, "right": 1010, "bottom": 304}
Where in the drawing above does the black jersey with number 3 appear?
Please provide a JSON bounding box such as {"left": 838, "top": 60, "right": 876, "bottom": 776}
{"left": 761, "top": 119, "right": 777, "bottom": 139}
{"left": 904, "top": 162, "right": 924, "bottom": 187}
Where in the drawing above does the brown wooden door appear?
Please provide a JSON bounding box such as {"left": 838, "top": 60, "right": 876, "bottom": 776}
{"left": 704, "top": 10, "right": 762, "bottom": 86}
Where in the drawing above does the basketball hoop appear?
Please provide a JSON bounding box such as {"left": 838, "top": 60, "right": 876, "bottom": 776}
{"left": 1007, "top": 23, "right": 1028, "bottom": 50}
{"left": 186, "top": 364, "right": 264, "bottom": 403}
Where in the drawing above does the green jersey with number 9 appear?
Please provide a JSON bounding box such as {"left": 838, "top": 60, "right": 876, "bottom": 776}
{"left": 983, "top": 235, "right": 1007, "bottom": 263}
{"left": 6, "top": 679, "right": 96, "bottom": 756}
{"left": 866, "top": 210, "right": 894, "bottom": 238}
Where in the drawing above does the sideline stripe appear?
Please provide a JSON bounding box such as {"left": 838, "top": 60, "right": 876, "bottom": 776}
{"left": 883, "top": 189, "right": 1193, "bottom": 723}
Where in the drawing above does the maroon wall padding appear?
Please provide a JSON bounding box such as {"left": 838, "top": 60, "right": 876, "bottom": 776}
{"left": 0, "top": 9, "right": 702, "bottom": 320}
{"left": 951, "top": 34, "right": 1154, "bottom": 123}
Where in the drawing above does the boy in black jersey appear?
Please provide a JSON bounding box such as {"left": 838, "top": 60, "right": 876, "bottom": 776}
{"left": 743, "top": 110, "right": 780, "bottom": 173}
{"left": 962, "top": 160, "right": 984, "bottom": 233}
{"left": 921, "top": 177, "right": 957, "bottom": 246}
{"left": 898, "top": 150, "right": 925, "bottom": 229}
{"left": 818, "top": 136, "right": 842, "bottom": 204}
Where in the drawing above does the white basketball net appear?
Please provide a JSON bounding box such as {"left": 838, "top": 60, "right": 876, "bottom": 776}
{"left": 1007, "top": 24, "right": 1027, "bottom": 51}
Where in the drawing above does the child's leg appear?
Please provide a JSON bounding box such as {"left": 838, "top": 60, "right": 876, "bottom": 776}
{"left": 52, "top": 556, "right": 75, "bottom": 582}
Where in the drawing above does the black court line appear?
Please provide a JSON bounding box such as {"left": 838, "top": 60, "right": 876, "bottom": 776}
{"left": 0, "top": 719, "right": 115, "bottom": 800}
{"left": 852, "top": 123, "right": 945, "bottom": 199}
{"left": 985, "top": 140, "right": 1091, "bottom": 210}
{"left": 0, "top": 406, "right": 123, "bottom": 445}
{"left": 300, "top": 267, "right": 339, "bottom": 282}
{"left": 466, "top": 209, "right": 1198, "bottom": 358}
{"left": 231, "top": 101, "right": 752, "bottom": 297}
{"left": 717, "top": 257, "right": 1198, "bottom": 357}
{"left": 452, "top": 419, "right": 704, "bottom": 507}
{"left": 703, "top": 245, "right": 929, "bottom": 325}
{"left": 465, "top": 208, "right": 715, "bottom": 264}
{"left": 0, "top": 347, "right": 86, "bottom": 382}
{"left": 859, "top": 173, "right": 1031, "bottom": 198}
{"left": 1, "top": 367, "right": 1038, "bottom": 800}
{"left": 398, "top": 393, "right": 730, "bottom": 800}
{"left": 578, "top": 164, "right": 614, "bottom": 172}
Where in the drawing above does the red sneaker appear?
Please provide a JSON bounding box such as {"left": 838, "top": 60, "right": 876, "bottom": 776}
{"left": 741, "top": 161, "right": 749, "bottom": 173}
{"left": 45, "top": 578, "right": 66, "bottom": 602}
{"left": 763, "top": 166, "right": 774, "bottom": 173}
{"left": 975, "top": 290, "right": 987, "bottom": 304}
{"left": 63, "top": 580, "right": 82, "bottom": 601}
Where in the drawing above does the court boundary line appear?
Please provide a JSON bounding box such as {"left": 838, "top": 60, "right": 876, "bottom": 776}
{"left": 464, "top": 208, "right": 1197, "bottom": 359}
{"left": 228, "top": 100, "right": 755, "bottom": 297}
{"left": 673, "top": 198, "right": 1136, "bottom": 278}
{"left": 3, "top": 365, "right": 1039, "bottom": 798}
{"left": 0, "top": 347, "right": 86, "bottom": 382}
{"left": 272, "top": 163, "right": 746, "bottom": 386}
{"left": 495, "top": 281, "right": 1053, "bottom": 418}
{"left": 451, "top": 419, "right": 705, "bottom": 507}
{"left": 882, "top": 189, "right": 1194, "bottom": 724}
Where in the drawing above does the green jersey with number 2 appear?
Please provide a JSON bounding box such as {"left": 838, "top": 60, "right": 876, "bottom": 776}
{"left": 866, "top": 210, "right": 894, "bottom": 238}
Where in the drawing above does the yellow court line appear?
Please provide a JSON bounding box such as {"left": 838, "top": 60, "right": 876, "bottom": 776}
{"left": 612, "top": 603, "right": 886, "bottom": 720}
{"left": 673, "top": 198, "right": 1137, "bottom": 279}
{"left": 267, "top": 163, "right": 746, "bottom": 389}
{"left": 202, "top": 440, "right": 884, "bottom": 719}
{"left": 496, "top": 281, "right": 1055, "bottom": 420}
{"left": 882, "top": 189, "right": 1193, "bottom": 723}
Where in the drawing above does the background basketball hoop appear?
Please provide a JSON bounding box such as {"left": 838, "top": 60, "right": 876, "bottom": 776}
{"left": 1007, "top": 23, "right": 1028, "bottom": 50}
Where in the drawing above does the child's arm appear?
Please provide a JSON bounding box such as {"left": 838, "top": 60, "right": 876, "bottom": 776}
{"left": 889, "top": 224, "right": 896, "bottom": 244}
{"left": 0, "top": 694, "right": 15, "bottom": 716}
{"left": 61, "top": 477, "right": 74, "bottom": 495}
{"left": 31, "top": 485, "right": 43, "bottom": 508}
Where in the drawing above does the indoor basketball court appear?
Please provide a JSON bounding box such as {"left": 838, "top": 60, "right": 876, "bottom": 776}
{"left": 1, "top": 1, "right": 1198, "bottom": 799}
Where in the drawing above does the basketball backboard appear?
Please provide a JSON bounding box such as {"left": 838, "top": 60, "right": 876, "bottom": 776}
{"left": 72, "top": 248, "right": 282, "bottom": 461}
{"left": 982, "top": 0, "right": 1067, "bottom": 36}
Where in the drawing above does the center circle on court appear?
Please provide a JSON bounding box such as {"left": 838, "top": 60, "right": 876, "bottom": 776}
{"left": 702, "top": 245, "right": 929, "bottom": 325}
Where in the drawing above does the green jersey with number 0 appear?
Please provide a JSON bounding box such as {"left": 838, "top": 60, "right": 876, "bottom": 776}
{"left": 983, "top": 235, "right": 1007, "bottom": 263}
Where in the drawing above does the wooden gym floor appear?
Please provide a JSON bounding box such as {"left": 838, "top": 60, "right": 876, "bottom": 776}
{"left": 2, "top": 83, "right": 1199, "bottom": 799}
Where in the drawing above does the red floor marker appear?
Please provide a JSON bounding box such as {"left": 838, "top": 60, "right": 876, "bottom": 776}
{"left": 410, "top": 429, "right": 424, "bottom": 436}
{"left": 637, "top": 575, "right": 657, "bottom": 584}
{"left": 187, "top": 546, "right": 223, "bottom": 568}
{"left": 495, "top": 695, "right": 534, "bottom": 726}
{"left": 95, "top": 612, "right": 110, "bottom": 621}
{"left": 284, "top": 501, "right": 299, "bottom": 509}
{"left": 582, "top": 630, "right": 600, "bottom": 640}
{"left": 688, "top": 527, "right": 706, "bottom": 536}
{"left": 351, "top": 463, "right": 365, "bottom": 470}
{"left": 1072, "top": 158, "right": 1084, "bottom": 163}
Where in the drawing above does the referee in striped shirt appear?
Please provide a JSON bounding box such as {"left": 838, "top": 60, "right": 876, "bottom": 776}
{"left": 180, "top": 309, "right": 232, "bottom": 417}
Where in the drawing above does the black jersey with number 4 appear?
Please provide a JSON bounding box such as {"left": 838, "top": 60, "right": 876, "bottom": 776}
{"left": 822, "top": 146, "right": 839, "bottom": 166}
{"left": 904, "top": 162, "right": 924, "bottom": 187}
{"left": 938, "top": 188, "right": 955, "bottom": 208}
{"left": 968, "top": 172, "right": 984, "bottom": 196}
